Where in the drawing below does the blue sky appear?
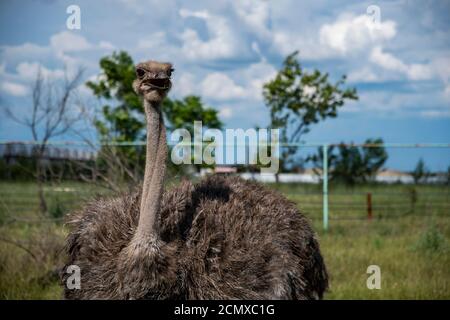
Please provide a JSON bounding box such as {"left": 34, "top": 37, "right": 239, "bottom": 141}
{"left": 0, "top": 0, "right": 449, "bottom": 170}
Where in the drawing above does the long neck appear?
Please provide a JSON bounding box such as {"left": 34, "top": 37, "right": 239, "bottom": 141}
{"left": 137, "top": 99, "right": 167, "bottom": 239}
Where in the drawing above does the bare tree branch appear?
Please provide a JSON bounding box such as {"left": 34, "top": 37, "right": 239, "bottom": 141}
{"left": 4, "top": 66, "right": 85, "bottom": 215}
{"left": 0, "top": 236, "right": 39, "bottom": 262}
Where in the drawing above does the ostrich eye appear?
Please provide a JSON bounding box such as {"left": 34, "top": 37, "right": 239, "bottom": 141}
{"left": 136, "top": 68, "right": 146, "bottom": 79}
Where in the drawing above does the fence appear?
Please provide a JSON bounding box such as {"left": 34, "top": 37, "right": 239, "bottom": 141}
{"left": 314, "top": 143, "right": 450, "bottom": 230}
{"left": 0, "top": 141, "right": 449, "bottom": 230}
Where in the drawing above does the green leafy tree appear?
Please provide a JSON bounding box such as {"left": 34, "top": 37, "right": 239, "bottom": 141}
{"left": 307, "top": 138, "right": 388, "bottom": 185}
{"left": 263, "top": 51, "right": 358, "bottom": 172}
{"left": 447, "top": 166, "right": 450, "bottom": 185}
{"left": 86, "top": 51, "right": 143, "bottom": 162}
{"left": 163, "top": 96, "right": 223, "bottom": 172}
{"left": 162, "top": 96, "right": 222, "bottom": 134}
{"left": 87, "top": 51, "right": 223, "bottom": 181}
{"left": 412, "top": 158, "right": 429, "bottom": 184}
{"left": 306, "top": 144, "right": 337, "bottom": 178}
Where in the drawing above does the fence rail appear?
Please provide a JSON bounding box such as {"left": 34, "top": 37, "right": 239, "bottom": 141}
{"left": 1, "top": 140, "right": 450, "bottom": 147}
{"left": 1, "top": 140, "right": 449, "bottom": 230}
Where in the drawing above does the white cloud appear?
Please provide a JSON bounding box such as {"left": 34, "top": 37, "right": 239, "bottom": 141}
{"left": 432, "top": 56, "right": 450, "bottom": 82}
{"left": 219, "top": 107, "right": 233, "bottom": 119}
{"left": 370, "top": 46, "right": 433, "bottom": 80}
{"left": 2, "top": 32, "right": 111, "bottom": 60}
{"left": 429, "top": 56, "right": 450, "bottom": 100}
{"left": 233, "top": 0, "right": 271, "bottom": 38}
{"left": 0, "top": 42, "right": 51, "bottom": 65}
{"left": 197, "top": 58, "right": 277, "bottom": 102}
{"left": 407, "top": 64, "right": 434, "bottom": 81}
{"left": 99, "top": 41, "right": 115, "bottom": 50}
{"left": 137, "top": 32, "right": 167, "bottom": 49}
{"left": 420, "top": 110, "right": 450, "bottom": 118}
{"left": 117, "top": 0, "right": 177, "bottom": 17}
{"left": 370, "top": 46, "right": 406, "bottom": 71}
{"left": 86, "top": 73, "right": 106, "bottom": 83}
{"left": 179, "top": 8, "right": 210, "bottom": 19}
{"left": 272, "top": 12, "right": 397, "bottom": 60}
{"left": 443, "top": 84, "right": 450, "bottom": 101}
{"left": 241, "top": 59, "right": 277, "bottom": 100}
{"left": 50, "top": 31, "right": 92, "bottom": 52}
{"left": 353, "top": 89, "right": 450, "bottom": 119}
{"left": 0, "top": 1, "right": 447, "bottom": 125}
{"left": 0, "top": 31, "right": 117, "bottom": 90}
{"left": 49, "top": 31, "right": 115, "bottom": 55}
{"left": 0, "top": 31, "right": 117, "bottom": 85}
{"left": 116, "top": 0, "right": 143, "bottom": 12}
{"left": 319, "top": 13, "right": 396, "bottom": 56}
{"left": 1, "top": 81, "right": 28, "bottom": 96}
{"left": 173, "top": 58, "right": 276, "bottom": 102}
{"left": 135, "top": 32, "right": 177, "bottom": 59}
{"left": 16, "top": 62, "right": 64, "bottom": 80}
{"left": 303, "top": 85, "right": 317, "bottom": 97}
{"left": 134, "top": 31, "right": 180, "bottom": 62}
{"left": 348, "top": 67, "right": 380, "bottom": 83}
{"left": 272, "top": 32, "right": 325, "bottom": 59}
{"left": 179, "top": 9, "right": 240, "bottom": 60}
{"left": 200, "top": 72, "right": 246, "bottom": 100}
{"left": 172, "top": 72, "right": 196, "bottom": 97}
{"left": 349, "top": 49, "right": 444, "bottom": 83}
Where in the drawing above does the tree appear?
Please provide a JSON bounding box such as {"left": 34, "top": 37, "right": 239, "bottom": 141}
{"left": 412, "top": 158, "right": 429, "bottom": 184}
{"left": 263, "top": 51, "right": 358, "bottom": 172}
{"left": 86, "top": 51, "right": 223, "bottom": 183}
{"left": 306, "top": 144, "right": 337, "bottom": 179}
{"left": 446, "top": 166, "right": 450, "bottom": 185}
{"left": 5, "top": 67, "right": 84, "bottom": 214}
{"left": 163, "top": 96, "right": 222, "bottom": 134}
{"left": 307, "top": 138, "right": 388, "bottom": 185}
{"left": 86, "top": 51, "right": 143, "bottom": 161}
{"left": 163, "top": 96, "right": 223, "bottom": 172}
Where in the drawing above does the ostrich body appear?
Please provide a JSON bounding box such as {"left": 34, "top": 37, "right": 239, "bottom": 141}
{"left": 62, "top": 60, "right": 328, "bottom": 300}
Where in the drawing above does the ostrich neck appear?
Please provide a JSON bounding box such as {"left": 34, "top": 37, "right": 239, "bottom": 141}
{"left": 137, "top": 99, "right": 167, "bottom": 239}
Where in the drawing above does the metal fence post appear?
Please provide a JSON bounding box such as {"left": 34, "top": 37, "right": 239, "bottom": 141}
{"left": 367, "top": 192, "right": 373, "bottom": 220}
{"left": 322, "top": 144, "right": 329, "bottom": 231}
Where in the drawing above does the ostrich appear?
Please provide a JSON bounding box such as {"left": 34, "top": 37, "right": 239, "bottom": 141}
{"left": 61, "top": 60, "right": 328, "bottom": 300}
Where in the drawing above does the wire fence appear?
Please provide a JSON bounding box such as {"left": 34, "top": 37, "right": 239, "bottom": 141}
{"left": 0, "top": 141, "right": 449, "bottom": 230}
{"left": 1, "top": 187, "right": 448, "bottom": 227}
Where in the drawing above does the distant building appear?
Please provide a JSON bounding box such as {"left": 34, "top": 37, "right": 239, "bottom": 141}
{"left": 375, "top": 169, "right": 414, "bottom": 184}
{"left": 199, "top": 165, "right": 447, "bottom": 184}
{"left": 214, "top": 166, "right": 238, "bottom": 174}
{"left": 0, "top": 142, "right": 96, "bottom": 164}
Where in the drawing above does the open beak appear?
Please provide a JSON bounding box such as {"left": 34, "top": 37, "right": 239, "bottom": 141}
{"left": 145, "top": 78, "right": 171, "bottom": 90}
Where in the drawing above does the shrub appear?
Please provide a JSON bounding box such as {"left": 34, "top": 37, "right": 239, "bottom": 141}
{"left": 49, "top": 198, "right": 66, "bottom": 220}
{"left": 414, "top": 224, "right": 447, "bottom": 254}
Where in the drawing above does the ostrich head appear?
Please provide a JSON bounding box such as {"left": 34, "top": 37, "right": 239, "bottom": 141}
{"left": 133, "top": 60, "right": 174, "bottom": 104}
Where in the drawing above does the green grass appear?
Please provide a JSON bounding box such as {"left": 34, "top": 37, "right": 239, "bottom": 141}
{"left": 0, "top": 181, "right": 449, "bottom": 299}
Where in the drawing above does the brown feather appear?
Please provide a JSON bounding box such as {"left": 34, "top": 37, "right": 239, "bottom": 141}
{"left": 61, "top": 175, "right": 328, "bottom": 300}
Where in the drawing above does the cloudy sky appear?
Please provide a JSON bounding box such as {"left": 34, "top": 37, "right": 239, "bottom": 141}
{"left": 0, "top": 0, "right": 449, "bottom": 170}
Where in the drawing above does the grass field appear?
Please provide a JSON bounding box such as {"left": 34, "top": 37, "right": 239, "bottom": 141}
{"left": 0, "top": 181, "right": 449, "bottom": 299}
